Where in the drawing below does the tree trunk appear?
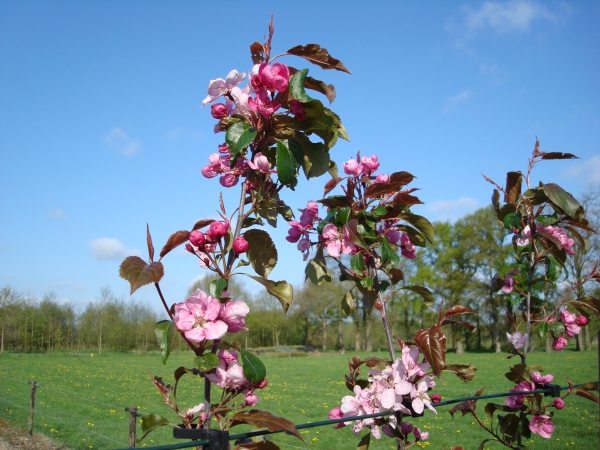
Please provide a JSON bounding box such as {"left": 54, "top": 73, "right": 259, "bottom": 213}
{"left": 545, "top": 333, "right": 553, "bottom": 353}
{"left": 321, "top": 315, "right": 327, "bottom": 352}
{"left": 455, "top": 340, "right": 464, "bottom": 354}
{"left": 1, "top": 323, "right": 4, "bottom": 354}
{"left": 365, "top": 316, "right": 372, "bottom": 352}
{"left": 337, "top": 318, "right": 344, "bottom": 351}
{"left": 584, "top": 326, "right": 591, "bottom": 351}
{"left": 529, "top": 336, "right": 535, "bottom": 353}
{"left": 98, "top": 311, "right": 103, "bottom": 355}
{"left": 354, "top": 308, "right": 361, "bottom": 351}
{"left": 574, "top": 332, "right": 581, "bottom": 351}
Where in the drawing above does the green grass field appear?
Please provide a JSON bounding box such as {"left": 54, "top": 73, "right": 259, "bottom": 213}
{"left": 0, "top": 349, "right": 598, "bottom": 449}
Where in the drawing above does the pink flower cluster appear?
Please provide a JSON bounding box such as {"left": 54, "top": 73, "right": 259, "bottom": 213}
{"left": 342, "top": 155, "right": 380, "bottom": 177}
{"left": 173, "top": 289, "right": 249, "bottom": 342}
{"left": 550, "top": 309, "right": 587, "bottom": 351}
{"left": 329, "top": 345, "right": 435, "bottom": 441}
{"left": 506, "top": 331, "right": 528, "bottom": 351}
{"left": 205, "top": 349, "right": 268, "bottom": 407}
{"left": 187, "top": 221, "right": 249, "bottom": 269}
{"left": 201, "top": 144, "right": 248, "bottom": 188}
{"left": 286, "top": 202, "right": 320, "bottom": 260}
{"left": 381, "top": 226, "right": 417, "bottom": 259}
{"left": 515, "top": 224, "right": 575, "bottom": 255}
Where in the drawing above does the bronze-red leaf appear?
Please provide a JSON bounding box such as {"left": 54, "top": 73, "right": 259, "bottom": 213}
{"left": 192, "top": 219, "right": 215, "bottom": 231}
{"left": 286, "top": 44, "right": 351, "bottom": 74}
{"left": 159, "top": 230, "right": 191, "bottom": 260}
{"left": 250, "top": 42, "right": 265, "bottom": 64}
{"left": 444, "top": 305, "right": 478, "bottom": 319}
{"left": 540, "top": 152, "right": 579, "bottom": 160}
{"left": 147, "top": 224, "right": 154, "bottom": 262}
{"left": 230, "top": 410, "right": 303, "bottom": 442}
{"left": 323, "top": 177, "right": 342, "bottom": 196}
{"left": 119, "top": 256, "right": 164, "bottom": 295}
{"left": 414, "top": 325, "right": 446, "bottom": 377}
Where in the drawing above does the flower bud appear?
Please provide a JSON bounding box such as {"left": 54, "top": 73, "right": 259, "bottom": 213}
{"left": 233, "top": 236, "right": 249, "bottom": 254}
{"left": 575, "top": 315, "right": 588, "bottom": 326}
{"left": 256, "top": 378, "right": 268, "bottom": 389}
{"left": 218, "top": 143, "right": 229, "bottom": 154}
{"left": 189, "top": 231, "right": 206, "bottom": 247}
{"left": 211, "top": 103, "right": 228, "bottom": 119}
{"left": 400, "top": 422, "right": 413, "bottom": 435}
{"left": 210, "top": 221, "right": 228, "bottom": 239}
{"left": 552, "top": 336, "right": 568, "bottom": 351}
{"left": 185, "top": 243, "right": 194, "bottom": 253}
{"left": 251, "top": 74, "right": 262, "bottom": 89}
{"left": 430, "top": 394, "right": 441, "bottom": 403}
{"left": 374, "top": 300, "right": 384, "bottom": 312}
{"left": 245, "top": 393, "right": 259, "bottom": 406}
{"left": 553, "top": 398, "right": 565, "bottom": 409}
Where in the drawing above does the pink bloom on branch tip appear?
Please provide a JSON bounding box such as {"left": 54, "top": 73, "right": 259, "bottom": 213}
{"left": 219, "top": 173, "right": 239, "bottom": 187}
{"left": 374, "top": 173, "right": 389, "bottom": 183}
{"left": 202, "top": 69, "right": 246, "bottom": 106}
{"left": 299, "top": 202, "right": 319, "bottom": 226}
{"left": 529, "top": 415, "right": 555, "bottom": 439}
{"left": 189, "top": 231, "right": 205, "bottom": 247}
{"left": 560, "top": 309, "right": 577, "bottom": 325}
{"left": 400, "top": 233, "right": 416, "bottom": 259}
{"left": 553, "top": 398, "right": 565, "bottom": 409}
{"left": 248, "top": 87, "right": 281, "bottom": 118}
{"left": 258, "top": 62, "right": 290, "bottom": 92}
{"left": 413, "top": 427, "right": 428, "bottom": 441}
{"left": 515, "top": 226, "right": 532, "bottom": 247}
{"left": 552, "top": 336, "right": 568, "bottom": 351}
{"left": 322, "top": 224, "right": 355, "bottom": 258}
{"left": 209, "top": 221, "right": 228, "bottom": 239}
{"left": 506, "top": 331, "right": 527, "bottom": 350}
{"left": 210, "top": 103, "right": 229, "bottom": 119}
{"left": 360, "top": 155, "right": 380, "bottom": 175}
{"left": 174, "top": 290, "right": 228, "bottom": 342}
{"left": 244, "top": 393, "right": 259, "bottom": 406}
{"left": 232, "top": 236, "right": 249, "bottom": 254}
{"left": 576, "top": 315, "right": 588, "bottom": 326}
{"left": 531, "top": 371, "right": 554, "bottom": 385}
{"left": 502, "top": 275, "right": 514, "bottom": 294}
{"left": 219, "top": 300, "right": 249, "bottom": 333}
{"left": 247, "top": 152, "right": 271, "bottom": 173}
{"left": 342, "top": 158, "right": 362, "bottom": 177}
{"left": 537, "top": 224, "right": 575, "bottom": 255}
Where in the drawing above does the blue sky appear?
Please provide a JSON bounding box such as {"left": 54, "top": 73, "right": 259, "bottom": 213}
{"left": 1, "top": 1, "right": 598, "bottom": 312}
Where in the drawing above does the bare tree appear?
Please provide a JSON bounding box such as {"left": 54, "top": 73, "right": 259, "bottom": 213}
{"left": 0, "top": 286, "right": 20, "bottom": 354}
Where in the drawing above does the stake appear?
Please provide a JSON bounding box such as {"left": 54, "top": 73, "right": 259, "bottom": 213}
{"left": 129, "top": 405, "right": 137, "bottom": 448}
{"left": 28, "top": 380, "right": 36, "bottom": 437}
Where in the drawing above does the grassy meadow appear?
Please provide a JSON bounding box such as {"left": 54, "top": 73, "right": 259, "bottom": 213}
{"left": 0, "top": 349, "right": 598, "bottom": 449}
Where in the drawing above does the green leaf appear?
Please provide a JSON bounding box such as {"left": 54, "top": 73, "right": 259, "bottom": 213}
{"left": 119, "top": 257, "right": 164, "bottom": 295}
{"left": 400, "top": 213, "right": 435, "bottom": 244}
{"left": 277, "top": 204, "right": 294, "bottom": 222}
{"left": 244, "top": 229, "right": 278, "bottom": 278}
{"left": 542, "top": 183, "right": 584, "bottom": 220}
{"left": 538, "top": 321, "right": 548, "bottom": 338}
{"left": 241, "top": 350, "right": 267, "bottom": 383}
{"left": 305, "top": 247, "right": 332, "bottom": 285}
{"left": 276, "top": 140, "right": 296, "bottom": 186}
{"left": 138, "top": 414, "right": 172, "bottom": 444}
{"left": 544, "top": 255, "right": 561, "bottom": 282}
{"left": 346, "top": 219, "right": 369, "bottom": 249}
{"left": 256, "top": 199, "right": 279, "bottom": 228}
{"left": 548, "top": 321, "right": 565, "bottom": 338}
{"left": 154, "top": 320, "right": 174, "bottom": 366}
{"left": 225, "top": 122, "right": 257, "bottom": 155}
{"left": 380, "top": 237, "right": 400, "bottom": 269}
{"left": 360, "top": 276, "right": 373, "bottom": 290}
{"left": 535, "top": 212, "right": 558, "bottom": 225}
{"left": 289, "top": 68, "right": 313, "bottom": 103}
{"left": 341, "top": 290, "right": 356, "bottom": 316}
{"left": 294, "top": 134, "right": 330, "bottom": 179}
{"left": 194, "top": 353, "right": 220, "bottom": 372}
{"left": 246, "top": 275, "right": 293, "bottom": 313}
{"left": 400, "top": 285, "right": 434, "bottom": 306}
{"left": 372, "top": 206, "right": 387, "bottom": 217}
{"left": 335, "top": 207, "right": 351, "bottom": 225}
{"left": 288, "top": 139, "right": 304, "bottom": 166}
{"left": 210, "top": 278, "right": 228, "bottom": 299}
{"left": 350, "top": 253, "right": 366, "bottom": 274}
{"left": 503, "top": 212, "right": 522, "bottom": 231}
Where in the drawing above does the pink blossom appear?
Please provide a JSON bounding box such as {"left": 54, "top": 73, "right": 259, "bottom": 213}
{"left": 297, "top": 237, "right": 311, "bottom": 261}
{"left": 383, "top": 228, "right": 402, "bottom": 245}
{"left": 211, "top": 103, "right": 229, "bottom": 119}
{"left": 286, "top": 221, "right": 305, "bottom": 243}
{"left": 552, "top": 336, "right": 568, "bottom": 351}
{"left": 299, "top": 202, "right": 319, "bottom": 226}
{"left": 248, "top": 87, "right": 281, "bottom": 118}
{"left": 401, "top": 345, "right": 429, "bottom": 377}
{"left": 205, "top": 350, "right": 248, "bottom": 389}
{"left": 219, "top": 300, "right": 249, "bottom": 333}
{"left": 504, "top": 381, "right": 535, "bottom": 409}
{"left": 218, "top": 143, "right": 229, "bottom": 154}
{"left": 360, "top": 155, "right": 380, "bottom": 175}
{"left": 342, "top": 158, "right": 362, "bottom": 177}
{"left": 411, "top": 380, "right": 437, "bottom": 415}
{"left": 189, "top": 231, "right": 205, "bottom": 247}
{"left": 258, "top": 63, "right": 290, "bottom": 92}
{"left": 553, "top": 398, "right": 565, "bottom": 409}
{"left": 202, "top": 70, "right": 246, "bottom": 106}
{"left": 290, "top": 99, "right": 306, "bottom": 120}
{"left": 322, "top": 224, "right": 355, "bottom": 258}
{"left": 400, "top": 234, "right": 416, "bottom": 259}
{"left": 374, "top": 174, "right": 389, "bottom": 183}
{"left": 220, "top": 173, "right": 239, "bottom": 187}
{"left": 502, "top": 275, "right": 514, "bottom": 294}
{"left": 531, "top": 372, "right": 554, "bottom": 385}
{"left": 576, "top": 316, "right": 588, "bottom": 326}
{"left": 328, "top": 406, "right": 346, "bottom": 429}
{"left": 506, "top": 331, "right": 527, "bottom": 350}
{"left": 210, "top": 221, "right": 228, "bottom": 239}
{"left": 565, "top": 323, "right": 581, "bottom": 338}
{"left": 233, "top": 236, "right": 249, "bottom": 254}
{"left": 516, "top": 226, "right": 532, "bottom": 246}
{"left": 174, "top": 290, "right": 228, "bottom": 342}
{"left": 537, "top": 224, "right": 575, "bottom": 255}
{"left": 413, "top": 427, "right": 429, "bottom": 441}
{"left": 247, "top": 152, "right": 271, "bottom": 173}
{"left": 560, "top": 309, "right": 577, "bottom": 325}
{"left": 529, "top": 415, "right": 554, "bottom": 439}
{"left": 256, "top": 378, "right": 268, "bottom": 389}
{"left": 245, "top": 393, "right": 259, "bottom": 406}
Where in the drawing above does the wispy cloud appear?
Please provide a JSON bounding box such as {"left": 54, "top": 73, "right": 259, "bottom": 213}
{"left": 104, "top": 127, "right": 142, "bottom": 157}
{"left": 562, "top": 156, "right": 600, "bottom": 185}
{"left": 167, "top": 128, "right": 203, "bottom": 140}
{"left": 426, "top": 197, "right": 480, "bottom": 221}
{"left": 47, "top": 208, "right": 67, "bottom": 219}
{"left": 462, "top": 1, "right": 556, "bottom": 33}
{"left": 89, "top": 237, "right": 140, "bottom": 260}
{"left": 443, "top": 89, "right": 473, "bottom": 113}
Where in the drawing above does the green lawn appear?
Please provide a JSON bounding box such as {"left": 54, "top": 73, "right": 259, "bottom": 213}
{"left": 0, "top": 349, "right": 598, "bottom": 449}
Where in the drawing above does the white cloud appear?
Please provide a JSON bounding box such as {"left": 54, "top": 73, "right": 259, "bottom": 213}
{"left": 462, "top": 0, "right": 556, "bottom": 33}
{"left": 562, "top": 156, "right": 600, "bottom": 185}
{"left": 104, "top": 127, "right": 142, "bottom": 156}
{"left": 47, "top": 208, "right": 66, "bottom": 219}
{"left": 426, "top": 197, "right": 480, "bottom": 221}
{"left": 443, "top": 89, "right": 473, "bottom": 113}
{"left": 89, "top": 237, "right": 140, "bottom": 260}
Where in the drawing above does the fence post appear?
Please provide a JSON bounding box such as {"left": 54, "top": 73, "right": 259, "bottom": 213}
{"left": 28, "top": 380, "right": 36, "bottom": 437}
{"left": 129, "top": 405, "right": 137, "bottom": 448}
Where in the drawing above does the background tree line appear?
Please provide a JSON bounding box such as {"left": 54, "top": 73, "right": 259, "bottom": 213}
{"left": 1, "top": 188, "right": 598, "bottom": 355}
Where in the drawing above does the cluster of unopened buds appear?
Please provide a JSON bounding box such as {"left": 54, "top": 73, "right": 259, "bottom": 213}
{"left": 185, "top": 221, "right": 249, "bottom": 269}
{"left": 504, "top": 371, "right": 564, "bottom": 439}
{"left": 206, "top": 349, "right": 268, "bottom": 408}
{"left": 329, "top": 344, "right": 437, "bottom": 443}
{"left": 286, "top": 155, "right": 417, "bottom": 261}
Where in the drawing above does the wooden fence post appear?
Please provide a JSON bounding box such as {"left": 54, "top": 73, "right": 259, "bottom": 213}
{"left": 28, "top": 381, "right": 36, "bottom": 437}
{"left": 129, "top": 405, "right": 137, "bottom": 448}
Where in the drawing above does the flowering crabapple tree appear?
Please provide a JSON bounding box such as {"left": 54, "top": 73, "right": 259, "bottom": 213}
{"left": 118, "top": 18, "right": 354, "bottom": 446}
{"left": 442, "top": 143, "right": 600, "bottom": 449}
{"left": 287, "top": 152, "right": 480, "bottom": 449}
